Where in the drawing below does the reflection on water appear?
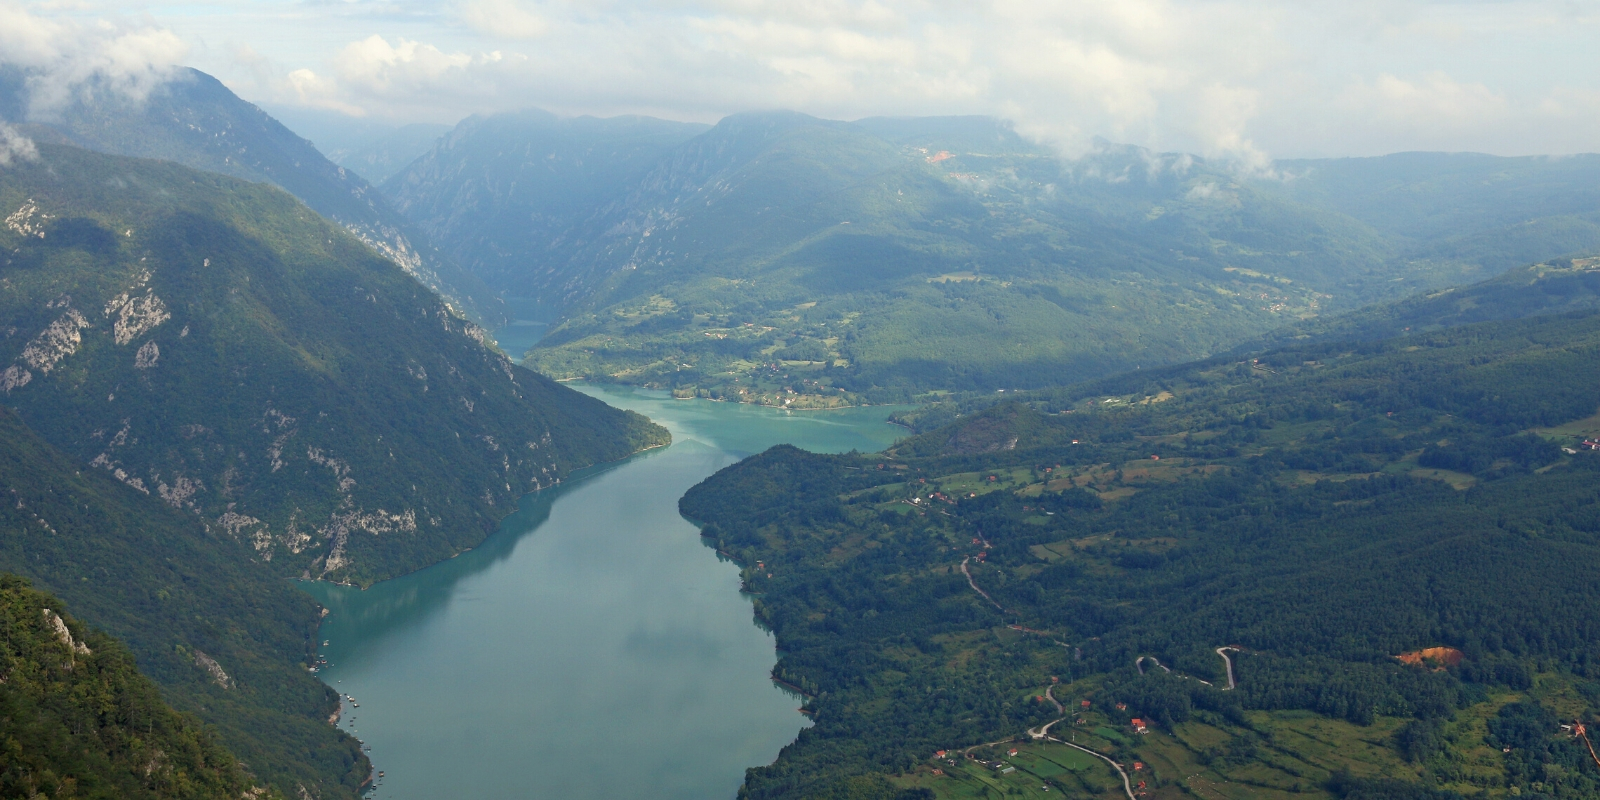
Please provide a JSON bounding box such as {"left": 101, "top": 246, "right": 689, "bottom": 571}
{"left": 297, "top": 386, "right": 910, "bottom": 800}
{"left": 305, "top": 460, "right": 576, "bottom": 649}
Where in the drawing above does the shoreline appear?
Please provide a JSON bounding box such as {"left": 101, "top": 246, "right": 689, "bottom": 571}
{"left": 562, "top": 378, "right": 919, "bottom": 413}
{"left": 300, "top": 430, "right": 672, "bottom": 592}
{"left": 298, "top": 387, "right": 897, "bottom": 796}
{"left": 298, "top": 429, "right": 682, "bottom": 773}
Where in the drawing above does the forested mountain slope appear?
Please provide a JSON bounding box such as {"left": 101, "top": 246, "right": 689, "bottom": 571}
{"left": 0, "top": 65, "right": 500, "bottom": 326}
{"left": 1276, "top": 151, "right": 1600, "bottom": 275}
{"left": 389, "top": 111, "right": 1600, "bottom": 402}
{"left": 0, "top": 144, "right": 667, "bottom": 586}
{"left": 891, "top": 253, "right": 1600, "bottom": 433}
{"left": 0, "top": 575, "right": 260, "bottom": 800}
{"left": 0, "top": 406, "right": 365, "bottom": 799}
{"left": 383, "top": 110, "right": 710, "bottom": 295}
{"left": 395, "top": 112, "right": 1399, "bottom": 398}
{"left": 1244, "top": 255, "right": 1600, "bottom": 351}
{"left": 682, "top": 309, "right": 1600, "bottom": 800}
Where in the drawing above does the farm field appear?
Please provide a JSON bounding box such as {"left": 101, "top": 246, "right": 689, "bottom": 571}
{"left": 891, "top": 692, "right": 1548, "bottom": 800}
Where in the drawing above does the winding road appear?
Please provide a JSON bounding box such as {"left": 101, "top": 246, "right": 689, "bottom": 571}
{"left": 954, "top": 547, "right": 1242, "bottom": 696}
{"left": 945, "top": 546, "right": 1243, "bottom": 799}
{"left": 973, "top": 714, "right": 1136, "bottom": 800}
{"left": 960, "top": 556, "right": 1007, "bottom": 612}
{"left": 1134, "top": 649, "right": 1241, "bottom": 690}
{"left": 1134, "top": 655, "right": 1171, "bottom": 676}
{"left": 1215, "top": 647, "right": 1240, "bottom": 690}
{"left": 1026, "top": 684, "right": 1067, "bottom": 737}
{"left": 1049, "top": 736, "right": 1136, "bottom": 800}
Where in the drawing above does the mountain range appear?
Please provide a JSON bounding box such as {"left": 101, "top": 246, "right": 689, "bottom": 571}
{"left": 7, "top": 62, "right": 1600, "bottom": 800}
{"left": 386, "top": 110, "right": 1600, "bottom": 401}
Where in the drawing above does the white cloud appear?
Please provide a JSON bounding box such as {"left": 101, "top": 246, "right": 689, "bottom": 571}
{"left": 0, "top": 3, "right": 188, "bottom": 117}
{"left": 0, "top": 121, "right": 37, "bottom": 165}
{"left": 459, "top": 0, "right": 549, "bottom": 39}
{"left": 286, "top": 68, "right": 369, "bottom": 117}
{"left": 8, "top": 0, "right": 1600, "bottom": 159}
{"left": 1360, "top": 72, "right": 1509, "bottom": 125}
{"left": 306, "top": 36, "right": 513, "bottom": 119}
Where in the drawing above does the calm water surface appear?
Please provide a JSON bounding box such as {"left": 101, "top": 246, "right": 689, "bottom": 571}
{"left": 299, "top": 385, "right": 909, "bottom": 799}
{"left": 489, "top": 296, "right": 555, "bottom": 358}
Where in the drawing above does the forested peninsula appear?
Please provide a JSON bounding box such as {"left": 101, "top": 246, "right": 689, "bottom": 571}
{"left": 683, "top": 307, "right": 1600, "bottom": 800}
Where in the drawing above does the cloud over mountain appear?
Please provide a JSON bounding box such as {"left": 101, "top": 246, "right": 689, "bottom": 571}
{"left": 5, "top": 1, "right": 1600, "bottom": 159}
{"left": 0, "top": 3, "right": 186, "bottom": 117}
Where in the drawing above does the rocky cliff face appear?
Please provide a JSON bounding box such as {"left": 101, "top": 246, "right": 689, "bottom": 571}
{"left": 0, "top": 143, "right": 668, "bottom": 585}
{"left": 0, "top": 405, "right": 370, "bottom": 799}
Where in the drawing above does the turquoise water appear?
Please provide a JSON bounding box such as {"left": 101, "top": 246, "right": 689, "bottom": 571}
{"left": 490, "top": 296, "right": 555, "bottom": 357}
{"left": 299, "top": 385, "right": 909, "bottom": 799}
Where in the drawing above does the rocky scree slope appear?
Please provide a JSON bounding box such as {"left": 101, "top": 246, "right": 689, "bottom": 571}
{"left": 0, "top": 144, "right": 668, "bottom": 586}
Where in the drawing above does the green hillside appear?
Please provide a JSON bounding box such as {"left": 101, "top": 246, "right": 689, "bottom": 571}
{"left": 0, "top": 65, "right": 500, "bottom": 327}
{"left": 517, "top": 113, "right": 1395, "bottom": 399}
{"left": 0, "top": 405, "right": 365, "bottom": 799}
{"left": 886, "top": 253, "right": 1600, "bottom": 435}
{"left": 0, "top": 575, "right": 259, "bottom": 800}
{"left": 1242, "top": 255, "right": 1600, "bottom": 351}
{"left": 1275, "top": 151, "right": 1600, "bottom": 268}
{"left": 0, "top": 143, "right": 667, "bottom": 586}
{"left": 681, "top": 309, "right": 1600, "bottom": 799}
{"left": 389, "top": 111, "right": 1600, "bottom": 402}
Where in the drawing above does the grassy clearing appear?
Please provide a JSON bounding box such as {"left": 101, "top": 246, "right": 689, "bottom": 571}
{"left": 1274, "top": 470, "right": 1383, "bottom": 487}
{"left": 896, "top": 738, "right": 1125, "bottom": 799}
{"left": 935, "top": 468, "right": 1039, "bottom": 497}
{"left": 1533, "top": 408, "right": 1600, "bottom": 440}
{"left": 1403, "top": 466, "right": 1479, "bottom": 490}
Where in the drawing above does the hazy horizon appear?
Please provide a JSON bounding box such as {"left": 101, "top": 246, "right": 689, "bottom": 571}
{"left": 4, "top": 1, "right": 1600, "bottom": 164}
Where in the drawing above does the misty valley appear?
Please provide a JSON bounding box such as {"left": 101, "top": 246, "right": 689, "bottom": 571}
{"left": 6, "top": 41, "right": 1600, "bottom": 800}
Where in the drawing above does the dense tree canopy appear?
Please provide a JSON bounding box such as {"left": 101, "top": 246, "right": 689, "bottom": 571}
{"left": 683, "top": 309, "right": 1600, "bottom": 799}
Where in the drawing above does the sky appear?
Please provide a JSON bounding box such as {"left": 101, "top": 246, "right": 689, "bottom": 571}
{"left": 3, "top": 0, "right": 1600, "bottom": 162}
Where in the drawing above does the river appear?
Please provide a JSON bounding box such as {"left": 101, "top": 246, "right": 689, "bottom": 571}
{"left": 299, "top": 384, "right": 909, "bottom": 799}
